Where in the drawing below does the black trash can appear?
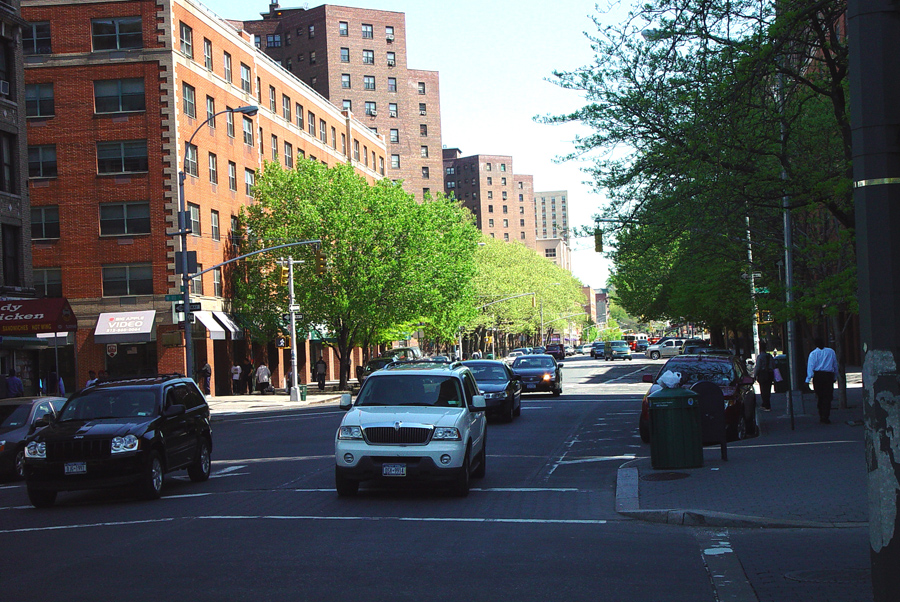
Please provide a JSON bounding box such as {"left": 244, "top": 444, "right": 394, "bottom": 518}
{"left": 774, "top": 354, "right": 789, "bottom": 393}
{"left": 648, "top": 387, "right": 703, "bottom": 470}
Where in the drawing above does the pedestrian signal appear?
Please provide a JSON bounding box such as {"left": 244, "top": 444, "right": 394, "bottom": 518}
{"left": 277, "top": 336, "right": 291, "bottom": 348}
{"left": 315, "top": 250, "right": 327, "bottom": 276}
{"left": 757, "top": 310, "right": 773, "bottom": 324}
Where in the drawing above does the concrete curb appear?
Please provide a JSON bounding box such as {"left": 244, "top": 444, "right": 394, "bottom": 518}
{"left": 615, "top": 467, "right": 867, "bottom": 529}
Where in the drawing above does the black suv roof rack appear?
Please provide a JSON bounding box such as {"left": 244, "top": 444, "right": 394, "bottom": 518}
{"left": 384, "top": 359, "right": 464, "bottom": 370}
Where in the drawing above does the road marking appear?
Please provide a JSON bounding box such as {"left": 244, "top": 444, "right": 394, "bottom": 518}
{"left": 165, "top": 493, "right": 214, "bottom": 499}
{"left": 220, "top": 410, "right": 342, "bottom": 422}
{"left": 213, "top": 455, "right": 331, "bottom": 465}
{"left": 0, "top": 518, "right": 177, "bottom": 534}
{"left": 556, "top": 455, "right": 636, "bottom": 466}
{"left": 211, "top": 465, "right": 246, "bottom": 476}
{"left": 604, "top": 367, "right": 650, "bottom": 384}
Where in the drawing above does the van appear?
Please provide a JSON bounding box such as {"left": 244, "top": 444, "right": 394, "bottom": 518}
{"left": 645, "top": 339, "right": 685, "bottom": 360}
{"left": 604, "top": 340, "right": 633, "bottom": 361}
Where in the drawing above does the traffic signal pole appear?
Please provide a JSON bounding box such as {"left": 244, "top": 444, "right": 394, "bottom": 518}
{"left": 287, "top": 256, "right": 301, "bottom": 401}
{"left": 849, "top": 2, "right": 900, "bottom": 599}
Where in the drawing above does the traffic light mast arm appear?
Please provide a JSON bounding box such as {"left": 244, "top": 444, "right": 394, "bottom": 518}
{"left": 189, "top": 239, "right": 322, "bottom": 278}
{"left": 477, "top": 292, "right": 536, "bottom": 310}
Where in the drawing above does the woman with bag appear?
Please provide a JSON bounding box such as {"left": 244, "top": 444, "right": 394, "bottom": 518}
{"left": 754, "top": 341, "right": 775, "bottom": 411}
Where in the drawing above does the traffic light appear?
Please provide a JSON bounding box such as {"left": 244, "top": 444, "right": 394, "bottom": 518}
{"left": 315, "top": 250, "right": 327, "bottom": 276}
{"left": 594, "top": 228, "right": 603, "bottom": 253}
{"left": 757, "top": 309, "right": 773, "bottom": 324}
{"left": 277, "top": 265, "right": 289, "bottom": 286}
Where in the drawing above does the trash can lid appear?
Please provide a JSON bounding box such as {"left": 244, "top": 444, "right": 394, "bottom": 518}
{"left": 648, "top": 386, "right": 699, "bottom": 408}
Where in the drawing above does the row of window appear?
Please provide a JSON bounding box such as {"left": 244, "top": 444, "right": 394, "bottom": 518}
{"left": 27, "top": 78, "right": 145, "bottom": 119}
{"left": 447, "top": 162, "right": 509, "bottom": 173}
{"left": 258, "top": 21, "right": 395, "bottom": 47}
{"left": 33, "top": 264, "right": 225, "bottom": 298}
{"left": 24, "top": 17, "right": 142, "bottom": 55}
{"left": 486, "top": 219, "right": 528, "bottom": 228}
{"left": 487, "top": 232, "right": 525, "bottom": 242}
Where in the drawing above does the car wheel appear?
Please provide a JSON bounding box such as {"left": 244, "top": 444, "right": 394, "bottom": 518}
{"left": 727, "top": 415, "right": 747, "bottom": 441}
{"left": 553, "top": 386, "right": 562, "bottom": 397}
{"left": 513, "top": 396, "right": 521, "bottom": 417}
{"left": 139, "top": 450, "right": 164, "bottom": 500}
{"left": 472, "top": 435, "right": 486, "bottom": 479}
{"left": 639, "top": 418, "right": 650, "bottom": 443}
{"left": 188, "top": 438, "right": 211, "bottom": 482}
{"left": 501, "top": 396, "right": 514, "bottom": 423}
{"left": 27, "top": 486, "right": 57, "bottom": 508}
{"left": 451, "top": 446, "right": 471, "bottom": 497}
{"left": 650, "top": 351, "right": 661, "bottom": 360}
{"left": 15, "top": 446, "right": 26, "bottom": 479}
{"left": 335, "top": 469, "right": 359, "bottom": 497}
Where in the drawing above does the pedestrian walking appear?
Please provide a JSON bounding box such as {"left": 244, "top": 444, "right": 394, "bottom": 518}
{"left": 199, "top": 362, "right": 212, "bottom": 396}
{"left": 806, "top": 338, "right": 838, "bottom": 424}
{"left": 314, "top": 355, "right": 327, "bottom": 391}
{"left": 7, "top": 369, "right": 23, "bottom": 397}
{"left": 255, "top": 362, "right": 271, "bottom": 394}
{"left": 85, "top": 370, "right": 99, "bottom": 388}
{"left": 230, "top": 361, "right": 242, "bottom": 395}
{"left": 754, "top": 341, "right": 775, "bottom": 411}
{"left": 241, "top": 358, "right": 253, "bottom": 394}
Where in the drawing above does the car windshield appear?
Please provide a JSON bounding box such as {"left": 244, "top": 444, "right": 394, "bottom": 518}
{"left": 467, "top": 365, "right": 508, "bottom": 382}
{"left": 0, "top": 404, "right": 30, "bottom": 429}
{"left": 659, "top": 360, "right": 736, "bottom": 387}
{"left": 58, "top": 389, "right": 159, "bottom": 421}
{"left": 356, "top": 375, "right": 464, "bottom": 408}
{"left": 513, "top": 357, "right": 555, "bottom": 369}
{"left": 610, "top": 342, "right": 628, "bottom": 348}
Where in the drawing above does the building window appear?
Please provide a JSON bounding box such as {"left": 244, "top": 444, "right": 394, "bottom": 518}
{"left": 243, "top": 116, "right": 253, "bottom": 146}
{"left": 92, "top": 17, "right": 142, "bottom": 51}
{"left": 519, "top": 194, "right": 524, "bottom": 202}
{"left": 519, "top": 206, "right": 525, "bottom": 214}
{"left": 210, "top": 209, "right": 220, "bottom": 241}
{"left": 24, "top": 22, "right": 52, "bottom": 55}
{"left": 202, "top": 38, "right": 213, "bottom": 70}
{"left": 254, "top": 35, "right": 261, "bottom": 48}
{"left": 224, "top": 51, "right": 232, "bottom": 82}
{"left": 502, "top": 191, "right": 508, "bottom": 200}
{"left": 0, "top": 134, "right": 14, "bottom": 194}
{"left": 362, "top": 49, "right": 374, "bottom": 64}
{"left": 340, "top": 47, "right": 349, "bottom": 62}
{"left": 245, "top": 169, "right": 255, "bottom": 196}
{"left": 503, "top": 233, "right": 509, "bottom": 241}
{"left": 99, "top": 202, "right": 150, "bottom": 236}
{"left": 418, "top": 82, "right": 426, "bottom": 95}
{"left": 422, "top": 166, "right": 429, "bottom": 178}
{"left": 420, "top": 146, "right": 428, "bottom": 158}
{"left": 446, "top": 167, "right": 455, "bottom": 175}
{"left": 296, "top": 103, "right": 304, "bottom": 129}
{"left": 386, "top": 26, "right": 394, "bottom": 40}
{"left": 418, "top": 103, "right": 427, "bottom": 116}
{"left": 225, "top": 109, "right": 235, "bottom": 137}
{"left": 271, "top": 134, "right": 278, "bottom": 160}
{"left": 94, "top": 78, "right": 145, "bottom": 113}
{"left": 208, "top": 153, "right": 218, "bottom": 184}
{"left": 420, "top": 124, "right": 428, "bottom": 137}
{"left": 309, "top": 51, "right": 316, "bottom": 64}
{"left": 341, "top": 74, "right": 350, "bottom": 88}
{"left": 31, "top": 206, "right": 59, "bottom": 239}
{"left": 102, "top": 264, "right": 153, "bottom": 296}
{"left": 28, "top": 145, "right": 57, "bottom": 179}
{"left": 34, "top": 268, "right": 62, "bottom": 298}
{"left": 488, "top": 205, "right": 494, "bottom": 213}
{"left": 178, "top": 22, "right": 193, "bottom": 57}
{"left": 284, "top": 142, "right": 293, "bottom": 168}
{"left": 387, "top": 51, "right": 396, "bottom": 66}
{"left": 266, "top": 34, "right": 282, "bottom": 48}
{"left": 341, "top": 134, "right": 347, "bottom": 155}
{"left": 282, "top": 95, "right": 291, "bottom": 121}
{"left": 230, "top": 215, "right": 240, "bottom": 245}
{"left": 364, "top": 101, "right": 376, "bottom": 116}
{"left": 319, "top": 119, "right": 327, "bottom": 142}
{"left": 363, "top": 75, "right": 375, "bottom": 90}
{"left": 488, "top": 219, "right": 494, "bottom": 227}
{"left": 267, "top": 85, "right": 275, "bottom": 111}
{"left": 390, "top": 154, "right": 400, "bottom": 169}
{"left": 26, "top": 83, "right": 54, "bottom": 118}
{"left": 520, "top": 219, "right": 525, "bottom": 227}
{"left": 228, "top": 161, "right": 237, "bottom": 191}
{"left": 213, "top": 267, "right": 223, "bottom": 297}
{"left": 500, "top": 163, "right": 507, "bottom": 172}
{"left": 502, "top": 219, "right": 509, "bottom": 227}
{"left": 204, "top": 97, "right": 216, "bottom": 129}
{"left": 353, "top": 140, "right": 360, "bottom": 161}
{"left": 332, "top": 126, "right": 337, "bottom": 149}
{"left": 487, "top": 177, "right": 492, "bottom": 185}
{"left": 97, "top": 140, "right": 148, "bottom": 174}
{"left": 308, "top": 111, "right": 315, "bottom": 136}
{"left": 343, "top": 99, "right": 352, "bottom": 111}
{"left": 363, "top": 145, "right": 368, "bottom": 167}
{"left": 184, "top": 143, "right": 198, "bottom": 177}
{"left": 339, "top": 21, "right": 348, "bottom": 36}
{"left": 182, "top": 83, "right": 196, "bottom": 118}
{"left": 520, "top": 232, "right": 526, "bottom": 240}
{"left": 308, "top": 24, "right": 315, "bottom": 38}
{"left": 501, "top": 177, "right": 507, "bottom": 185}
{"left": 389, "top": 103, "right": 398, "bottom": 117}
{"left": 362, "top": 23, "right": 373, "bottom": 38}
{"left": 389, "top": 129, "right": 399, "bottom": 143}
{"left": 379, "top": 157, "right": 385, "bottom": 175}
{"left": 545, "top": 249, "right": 557, "bottom": 258}
{"left": 383, "top": 79, "right": 396, "bottom": 94}
{"left": 487, "top": 191, "right": 493, "bottom": 200}
{"left": 186, "top": 202, "right": 201, "bottom": 236}
{"left": 240, "top": 63, "right": 251, "bottom": 93}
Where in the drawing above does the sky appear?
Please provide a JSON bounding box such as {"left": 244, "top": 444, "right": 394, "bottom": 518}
{"left": 200, "top": 0, "right": 633, "bottom": 290}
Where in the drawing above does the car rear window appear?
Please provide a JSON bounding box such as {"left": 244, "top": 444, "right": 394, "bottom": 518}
{"left": 468, "top": 364, "right": 508, "bottom": 381}
{"left": 658, "top": 359, "right": 736, "bottom": 387}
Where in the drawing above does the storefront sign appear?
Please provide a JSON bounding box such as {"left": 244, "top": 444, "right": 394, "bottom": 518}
{"left": 0, "top": 299, "right": 78, "bottom": 335}
{"left": 107, "top": 344, "right": 118, "bottom": 358}
{"left": 94, "top": 310, "right": 157, "bottom": 343}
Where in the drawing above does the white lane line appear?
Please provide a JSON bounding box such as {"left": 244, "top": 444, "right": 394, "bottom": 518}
{"left": 213, "top": 455, "right": 331, "bottom": 465}
{"left": 556, "top": 454, "right": 636, "bottom": 466}
{"left": 0, "top": 485, "right": 22, "bottom": 490}
{"left": 211, "top": 465, "right": 246, "bottom": 476}
{"left": 605, "top": 367, "right": 651, "bottom": 384}
{"left": 224, "top": 410, "right": 343, "bottom": 422}
{"left": 0, "top": 518, "right": 177, "bottom": 534}
{"left": 165, "top": 493, "right": 214, "bottom": 499}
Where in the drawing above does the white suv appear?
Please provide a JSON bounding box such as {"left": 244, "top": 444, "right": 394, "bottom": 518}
{"left": 335, "top": 361, "right": 487, "bottom": 497}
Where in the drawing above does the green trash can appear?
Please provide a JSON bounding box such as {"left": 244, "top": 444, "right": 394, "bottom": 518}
{"left": 299, "top": 384, "right": 307, "bottom": 401}
{"left": 648, "top": 387, "right": 703, "bottom": 470}
{"left": 486, "top": 353, "right": 494, "bottom": 359}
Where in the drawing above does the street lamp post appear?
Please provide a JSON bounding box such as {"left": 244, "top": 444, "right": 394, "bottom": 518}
{"left": 178, "top": 105, "right": 258, "bottom": 380}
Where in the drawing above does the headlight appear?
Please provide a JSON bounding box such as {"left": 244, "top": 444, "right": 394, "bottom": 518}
{"left": 483, "top": 392, "right": 503, "bottom": 400}
{"left": 338, "top": 426, "right": 363, "bottom": 440}
{"left": 542, "top": 373, "right": 555, "bottom": 381}
{"left": 111, "top": 434, "right": 139, "bottom": 454}
{"left": 433, "top": 427, "right": 460, "bottom": 440}
{"left": 25, "top": 441, "right": 46, "bottom": 459}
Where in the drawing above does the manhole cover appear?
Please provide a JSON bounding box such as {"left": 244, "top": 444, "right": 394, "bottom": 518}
{"left": 784, "top": 569, "right": 870, "bottom": 584}
{"left": 641, "top": 472, "right": 690, "bottom": 482}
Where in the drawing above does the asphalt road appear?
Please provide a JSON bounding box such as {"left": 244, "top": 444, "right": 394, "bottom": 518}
{"left": 0, "top": 354, "right": 870, "bottom": 602}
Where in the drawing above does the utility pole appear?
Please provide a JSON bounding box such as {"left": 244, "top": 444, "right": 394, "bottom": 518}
{"left": 287, "top": 257, "right": 300, "bottom": 401}
{"left": 849, "top": 2, "right": 900, "bottom": 599}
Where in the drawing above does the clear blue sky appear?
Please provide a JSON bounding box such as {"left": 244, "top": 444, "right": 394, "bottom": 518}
{"left": 200, "top": 0, "right": 632, "bottom": 290}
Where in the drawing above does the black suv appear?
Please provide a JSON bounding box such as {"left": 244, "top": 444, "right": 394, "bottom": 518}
{"left": 23, "top": 375, "right": 212, "bottom": 508}
{"left": 545, "top": 343, "right": 566, "bottom": 360}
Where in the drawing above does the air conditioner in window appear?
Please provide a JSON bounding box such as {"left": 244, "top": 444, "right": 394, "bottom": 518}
{"left": 387, "top": 60, "right": 395, "bottom": 67}
{"left": 419, "top": 110, "right": 427, "bottom": 116}
{"left": 386, "top": 34, "right": 394, "bottom": 42}
{"left": 0, "top": 80, "right": 9, "bottom": 96}
{"left": 389, "top": 111, "right": 397, "bottom": 117}
{"left": 369, "top": 110, "right": 377, "bottom": 117}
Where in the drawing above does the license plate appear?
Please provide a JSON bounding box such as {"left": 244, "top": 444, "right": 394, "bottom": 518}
{"left": 382, "top": 464, "right": 406, "bottom": 477}
{"left": 527, "top": 384, "right": 536, "bottom": 389}
{"left": 64, "top": 462, "right": 86, "bottom": 475}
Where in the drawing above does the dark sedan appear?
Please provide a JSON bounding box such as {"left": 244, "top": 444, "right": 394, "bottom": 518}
{"left": 463, "top": 360, "right": 522, "bottom": 422}
{"left": 0, "top": 397, "right": 66, "bottom": 479}
{"left": 356, "top": 357, "right": 395, "bottom": 384}
{"left": 511, "top": 354, "right": 563, "bottom": 396}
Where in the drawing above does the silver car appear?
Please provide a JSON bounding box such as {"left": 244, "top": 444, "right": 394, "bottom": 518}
{"left": 645, "top": 339, "right": 685, "bottom": 360}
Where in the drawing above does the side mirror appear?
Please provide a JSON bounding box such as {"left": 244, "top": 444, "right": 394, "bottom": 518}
{"left": 31, "top": 414, "right": 52, "bottom": 431}
{"left": 557, "top": 363, "right": 564, "bottom": 368}
{"left": 164, "top": 404, "right": 186, "bottom": 417}
{"left": 642, "top": 374, "right": 655, "bottom": 383}
{"left": 339, "top": 393, "right": 353, "bottom": 410}
{"left": 471, "top": 394, "right": 486, "bottom": 410}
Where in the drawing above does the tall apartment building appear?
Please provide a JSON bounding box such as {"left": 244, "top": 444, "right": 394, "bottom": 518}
{"left": 22, "top": 0, "right": 385, "bottom": 394}
{"left": 242, "top": 3, "right": 443, "bottom": 201}
{"left": 534, "top": 190, "right": 569, "bottom": 242}
{"left": 442, "top": 148, "right": 536, "bottom": 247}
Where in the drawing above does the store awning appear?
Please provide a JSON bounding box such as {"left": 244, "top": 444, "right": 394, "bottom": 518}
{"left": 94, "top": 310, "right": 156, "bottom": 343}
{"left": 0, "top": 298, "right": 78, "bottom": 335}
{"left": 195, "top": 311, "right": 226, "bottom": 340}
{"left": 212, "top": 311, "right": 244, "bottom": 340}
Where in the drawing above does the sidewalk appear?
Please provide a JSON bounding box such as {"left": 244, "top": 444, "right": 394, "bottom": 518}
{"left": 617, "top": 369, "right": 868, "bottom": 528}
{"left": 205, "top": 382, "right": 344, "bottom": 419}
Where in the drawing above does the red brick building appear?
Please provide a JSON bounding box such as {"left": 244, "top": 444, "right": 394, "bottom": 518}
{"left": 23, "top": 0, "right": 385, "bottom": 394}
{"left": 241, "top": 3, "right": 443, "bottom": 201}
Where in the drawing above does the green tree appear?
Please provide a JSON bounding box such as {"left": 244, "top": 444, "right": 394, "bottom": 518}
{"left": 235, "top": 160, "right": 479, "bottom": 388}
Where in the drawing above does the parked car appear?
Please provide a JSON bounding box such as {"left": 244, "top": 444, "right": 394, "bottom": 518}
{"left": 645, "top": 338, "right": 686, "bottom": 360}
{"left": 638, "top": 354, "right": 756, "bottom": 443}
{"left": 0, "top": 397, "right": 67, "bottom": 479}
{"left": 604, "top": 340, "right": 633, "bottom": 361}
{"left": 503, "top": 350, "right": 525, "bottom": 365}
{"left": 334, "top": 361, "right": 487, "bottom": 497}
{"left": 531, "top": 346, "right": 546, "bottom": 355}
{"left": 679, "top": 339, "right": 709, "bottom": 354}
{"left": 590, "top": 342, "right": 605, "bottom": 358}
{"left": 23, "top": 375, "right": 212, "bottom": 508}
{"left": 463, "top": 360, "right": 522, "bottom": 422}
{"left": 511, "top": 354, "right": 563, "bottom": 396}
{"left": 634, "top": 340, "right": 650, "bottom": 353}
{"left": 357, "top": 357, "right": 396, "bottom": 384}
{"left": 545, "top": 343, "right": 566, "bottom": 360}
{"left": 577, "top": 344, "right": 594, "bottom": 354}
{"left": 511, "top": 347, "right": 532, "bottom": 356}
{"left": 565, "top": 345, "right": 576, "bottom": 356}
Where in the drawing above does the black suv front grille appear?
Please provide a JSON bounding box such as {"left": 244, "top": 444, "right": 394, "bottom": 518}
{"left": 46, "top": 439, "right": 111, "bottom": 461}
{"left": 364, "top": 426, "right": 432, "bottom": 444}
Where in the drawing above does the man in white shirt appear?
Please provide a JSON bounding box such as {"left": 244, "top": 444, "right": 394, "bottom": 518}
{"left": 255, "top": 362, "right": 271, "bottom": 394}
{"left": 806, "top": 338, "right": 839, "bottom": 424}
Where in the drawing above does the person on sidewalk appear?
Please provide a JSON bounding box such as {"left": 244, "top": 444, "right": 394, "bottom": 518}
{"left": 241, "top": 358, "right": 253, "bottom": 394}
{"left": 85, "top": 370, "right": 98, "bottom": 388}
{"left": 230, "top": 361, "right": 242, "bottom": 395}
{"left": 806, "top": 338, "right": 838, "bottom": 424}
{"left": 314, "top": 355, "right": 327, "bottom": 391}
{"left": 199, "top": 362, "right": 212, "bottom": 395}
{"left": 255, "top": 362, "right": 271, "bottom": 394}
{"left": 754, "top": 341, "right": 775, "bottom": 411}
{"left": 6, "top": 369, "right": 23, "bottom": 397}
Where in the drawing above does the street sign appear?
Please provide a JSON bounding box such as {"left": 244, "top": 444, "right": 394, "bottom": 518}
{"left": 289, "top": 305, "right": 300, "bottom": 312}
{"left": 175, "top": 302, "right": 202, "bottom": 312}
{"left": 754, "top": 287, "right": 770, "bottom": 294}
{"left": 164, "top": 294, "right": 181, "bottom": 301}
